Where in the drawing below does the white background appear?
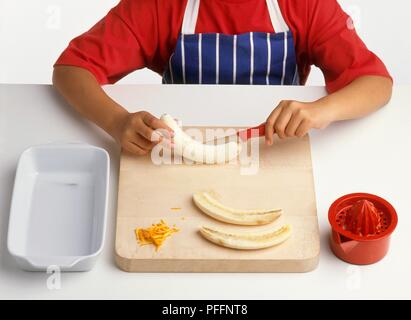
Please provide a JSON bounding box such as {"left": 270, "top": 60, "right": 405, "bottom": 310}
{"left": 1, "top": 1, "right": 411, "bottom": 299}
{"left": 0, "top": 0, "right": 410, "bottom": 85}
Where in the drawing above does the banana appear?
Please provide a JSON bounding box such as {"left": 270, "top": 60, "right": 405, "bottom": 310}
{"left": 160, "top": 114, "right": 241, "bottom": 164}
{"left": 193, "top": 191, "right": 282, "bottom": 225}
{"left": 199, "top": 224, "right": 292, "bottom": 250}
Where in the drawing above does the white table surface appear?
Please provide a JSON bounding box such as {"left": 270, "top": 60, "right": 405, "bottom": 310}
{"left": 0, "top": 84, "right": 410, "bottom": 299}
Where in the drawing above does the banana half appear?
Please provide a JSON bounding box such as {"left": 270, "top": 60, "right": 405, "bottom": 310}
{"left": 199, "top": 224, "right": 292, "bottom": 250}
{"left": 193, "top": 191, "right": 282, "bottom": 225}
{"left": 161, "top": 114, "right": 241, "bottom": 164}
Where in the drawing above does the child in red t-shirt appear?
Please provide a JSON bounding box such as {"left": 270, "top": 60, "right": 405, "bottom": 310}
{"left": 53, "top": 0, "right": 392, "bottom": 155}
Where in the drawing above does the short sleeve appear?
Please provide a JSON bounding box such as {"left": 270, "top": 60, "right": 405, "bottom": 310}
{"left": 54, "top": 0, "right": 159, "bottom": 84}
{"left": 306, "top": 0, "right": 392, "bottom": 93}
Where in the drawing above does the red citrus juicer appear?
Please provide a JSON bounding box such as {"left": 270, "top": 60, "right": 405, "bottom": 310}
{"left": 328, "top": 193, "right": 398, "bottom": 265}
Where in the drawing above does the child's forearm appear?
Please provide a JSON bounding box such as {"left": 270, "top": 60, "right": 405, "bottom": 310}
{"left": 317, "top": 75, "right": 393, "bottom": 122}
{"left": 265, "top": 75, "right": 393, "bottom": 142}
{"left": 53, "top": 66, "right": 174, "bottom": 155}
{"left": 52, "top": 66, "right": 128, "bottom": 141}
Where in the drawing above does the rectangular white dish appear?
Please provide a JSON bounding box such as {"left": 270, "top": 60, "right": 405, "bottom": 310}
{"left": 7, "top": 143, "right": 109, "bottom": 271}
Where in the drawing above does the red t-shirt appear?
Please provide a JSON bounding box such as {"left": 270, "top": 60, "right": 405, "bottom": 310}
{"left": 54, "top": 0, "right": 391, "bottom": 93}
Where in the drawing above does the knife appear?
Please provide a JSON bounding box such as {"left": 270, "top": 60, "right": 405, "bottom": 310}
{"left": 207, "top": 123, "right": 266, "bottom": 144}
{"left": 237, "top": 123, "right": 266, "bottom": 141}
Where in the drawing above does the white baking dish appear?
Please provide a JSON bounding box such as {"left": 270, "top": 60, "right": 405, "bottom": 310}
{"left": 7, "top": 143, "right": 109, "bottom": 272}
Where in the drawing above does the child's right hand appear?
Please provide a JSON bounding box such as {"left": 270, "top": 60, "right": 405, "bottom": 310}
{"left": 113, "top": 111, "right": 174, "bottom": 156}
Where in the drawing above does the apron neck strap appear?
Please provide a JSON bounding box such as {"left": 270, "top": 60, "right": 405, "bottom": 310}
{"left": 181, "top": 0, "right": 201, "bottom": 34}
{"left": 266, "top": 0, "right": 290, "bottom": 33}
{"left": 181, "top": 0, "right": 290, "bottom": 34}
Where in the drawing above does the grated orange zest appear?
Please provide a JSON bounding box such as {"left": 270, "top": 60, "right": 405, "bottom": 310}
{"left": 135, "top": 220, "right": 179, "bottom": 251}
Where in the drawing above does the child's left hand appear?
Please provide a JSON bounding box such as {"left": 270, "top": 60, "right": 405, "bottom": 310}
{"left": 265, "top": 100, "right": 333, "bottom": 145}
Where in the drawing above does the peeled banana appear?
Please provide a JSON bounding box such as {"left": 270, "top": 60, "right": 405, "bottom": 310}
{"left": 193, "top": 191, "right": 282, "bottom": 225}
{"left": 199, "top": 224, "right": 292, "bottom": 250}
{"left": 160, "top": 114, "right": 241, "bottom": 164}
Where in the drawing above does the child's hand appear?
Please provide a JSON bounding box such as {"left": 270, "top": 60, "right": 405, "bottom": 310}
{"left": 114, "top": 111, "right": 174, "bottom": 155}
{"left": 265, "top": 100, "right": 333, "bottom": 145}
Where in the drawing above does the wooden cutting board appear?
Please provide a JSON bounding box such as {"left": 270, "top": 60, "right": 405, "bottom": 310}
{"left": 115, "top": 128, "right": 320, "bottom": 272}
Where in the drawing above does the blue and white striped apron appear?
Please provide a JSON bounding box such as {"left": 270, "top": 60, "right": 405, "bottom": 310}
{"left": 163, "top": 0, "right": 299, "bottom": 85}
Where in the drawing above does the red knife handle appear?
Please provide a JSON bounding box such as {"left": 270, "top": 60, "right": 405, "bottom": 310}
{"left": 237, "top": 123, "right": 266, "bottom": 141}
